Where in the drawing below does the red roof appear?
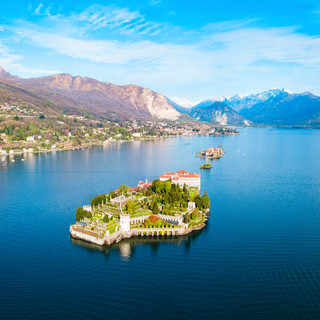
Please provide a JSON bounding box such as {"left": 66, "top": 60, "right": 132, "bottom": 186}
{"left": 176, "top": 169, "right": 189, "bottom": 174}
{"left": 160, "top": 170, "right": 201, "bottom": 180}
{"left": 162, "top": 172, "right": 175, "bottom": 176}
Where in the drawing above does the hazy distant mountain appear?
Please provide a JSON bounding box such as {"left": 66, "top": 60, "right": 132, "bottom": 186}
{"left": 240, "top": 91, "right": 320, "bottom": 126}
{"left": 166, "top": 97, "right": 191, "bottom": 114}
{"left": 192, "top": 99, "right": 218, "bottom": 110}
{"left": 190, "top": 101, "right": 250, "bottom": 126}
{"left": 194, "top": 89, "right": 320, "bottom": 126}
{"left": 0, "top": 67, "right": 180, "bottom": 120}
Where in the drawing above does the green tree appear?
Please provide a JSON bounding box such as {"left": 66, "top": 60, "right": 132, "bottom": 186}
{"left": 90, "top": 194, "right": 107, "bottom": 207}
{"left": 103, "top": 215, "right": 110, "bottom": 223}
{"left": 84, "top": 210, "right": 92, "bottom": 218}
{"left": 164, "top": 181, "right": 171, "bottom": 194}
{"left": 152, "top": 201, "right": 160, "bottom": 214}
{"left": 184, "top": 212, "right": 190, "bottom": 223}
{"left": 201, "top": 191, "right": 210, "bottom": 209}
{"left": 109, "top": 191, "right": 116, "bottom": 199}
{"left": 126, "top": 200, "right": 135, "bottom": 214}
{"left": 119, "top": 184, "right": 129, "bottom": 194}
{"left": 151, "top": 179, "right": 162, "bottom": 194}
{"left": 191, "top": 211, "right": 198, "bottom": 220}
{"left": 194, "top": 195, "right": 202, "bottom": 210}
{"left": 75, "top": 207, "right": 85, "bottom": 221}
{"left": 183, "top": 183, "right": 187, "bottom": 193}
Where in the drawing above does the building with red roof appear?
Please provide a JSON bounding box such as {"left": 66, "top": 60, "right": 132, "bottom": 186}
{"left": 160, "top": 170, "right": 201, "bottom": 191}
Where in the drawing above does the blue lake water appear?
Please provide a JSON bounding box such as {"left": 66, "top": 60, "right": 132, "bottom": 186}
{"left": 1, "top": 128, "right": 320, "bottom": 319}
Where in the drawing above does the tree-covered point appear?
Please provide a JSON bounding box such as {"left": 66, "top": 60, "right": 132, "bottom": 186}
{"left": 194, "top": 191, "right": 210, "bottom": 210}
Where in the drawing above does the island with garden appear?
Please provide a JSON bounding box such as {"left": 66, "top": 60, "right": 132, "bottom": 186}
{"left": 70, "top": 170, "right": 210, "bottom": 246}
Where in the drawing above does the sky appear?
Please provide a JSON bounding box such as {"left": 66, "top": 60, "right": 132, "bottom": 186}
{"left": 0, "top": 0, "right": 320, "bottom": 105}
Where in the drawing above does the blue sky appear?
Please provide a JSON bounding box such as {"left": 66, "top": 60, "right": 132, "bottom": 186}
{"left": 0, "top": 0, "right": 320, "bottom": 105}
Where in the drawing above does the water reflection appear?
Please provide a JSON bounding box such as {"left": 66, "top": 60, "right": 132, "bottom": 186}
{"left": 70, "top": 225, "right": 206, "bottom": 260}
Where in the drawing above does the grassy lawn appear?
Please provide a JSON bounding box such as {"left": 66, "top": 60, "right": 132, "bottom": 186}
{"left": 189, "top": 216, "right": 204, "bottom": 227}
{"left": 189, "top": 187, "right": 199, "bottom": 200}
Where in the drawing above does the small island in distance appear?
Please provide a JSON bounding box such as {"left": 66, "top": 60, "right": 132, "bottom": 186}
{"left": 198, "top": 146, "right": 224, "bottom": 169}
{"left": 70, "top": 170, "right": 210, "bottom": 246}
{"left": 197, "top": 146, "right": 224, "bottom": 159}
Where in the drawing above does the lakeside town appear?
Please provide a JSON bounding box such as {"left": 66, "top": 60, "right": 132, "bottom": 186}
{"left": 0, "top": 102, "right": 239, "bottom": 156}
{"left": 70, "top": 170, "right": 210, "bottom": 246}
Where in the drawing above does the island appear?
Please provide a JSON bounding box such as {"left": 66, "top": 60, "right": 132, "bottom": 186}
{"left": 200, "top": 163, "right": 212, "bottom": 169}
{"left": 197, "top": 147, "right": 224, "bottom": 159}
{"left": 70, "top": 170, "right": 210, "bottom": 246}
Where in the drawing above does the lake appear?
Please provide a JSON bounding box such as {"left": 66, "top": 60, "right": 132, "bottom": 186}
{"left": 1, "top": 128, "right": 320, "bottom": 319}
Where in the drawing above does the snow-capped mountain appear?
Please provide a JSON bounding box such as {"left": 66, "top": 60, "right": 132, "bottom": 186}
{"left": 194, "top": 89, "right": 293, "bottom": 112}
{"left": 223, "top": 89, "right": 292, "bottom": 112}
{"left": 186, "top": 88, "right": 320, "bottom": 126}
{"left": 240, "top": 91, "right": 320, "bottom": 126}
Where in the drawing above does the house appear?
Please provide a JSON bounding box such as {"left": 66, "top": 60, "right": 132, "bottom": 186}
{"left": 202, "top": 147, "right": 223, "bottom": 157}
{"left": 132, "top": 132, "right": 141, "bottom": 138}
{"left": 26, "top": 136, "right": 35, "bottom": 142}
{"left": 160, "top": 170, "right": 201, "bottom": 191}
{"left": 0, "top": 133, "right": 8, "bottom": 143}
{"left": 137, "top": 179, "right": 152, "bottom": 189}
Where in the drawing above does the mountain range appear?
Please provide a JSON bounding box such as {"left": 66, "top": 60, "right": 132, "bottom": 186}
{"left": 189, "top": 102, "right": 250, "bottom": 126}
{"left": 0, "top": 67, "right": 180, "bottom": 121}
{"left": 1, "top": 66, "right": 320, "bottom": 126}
{"left": 176, "top": 89, "right": 320, "bottom": 126}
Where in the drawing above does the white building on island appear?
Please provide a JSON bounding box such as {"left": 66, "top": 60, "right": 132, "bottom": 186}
{"left": 160, "top": 170, "right": 201, "bottom": 191}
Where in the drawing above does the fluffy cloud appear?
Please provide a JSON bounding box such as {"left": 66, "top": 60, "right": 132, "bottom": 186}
{"left": 3, "top": 5, "right": 320, "bottom": 98}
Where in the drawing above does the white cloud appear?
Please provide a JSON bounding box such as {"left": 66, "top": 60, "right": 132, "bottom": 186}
{"left": 34, "top": 4, "right": 43, "bottom": 15}
{"left": 0, "top": 41, "right": 23, "bottom": 68}
{"left": 4, "top": 5, "right": 320, "bottom": 97}
{"left": 0, "top": 41, "right": 60, "bottom": 76}
{"left": 64, "top": 5, "right": 167, "bottom": 37}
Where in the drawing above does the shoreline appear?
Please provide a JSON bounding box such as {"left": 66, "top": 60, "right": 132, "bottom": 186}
{"left": 0, "top": 132, "right": 236, "bottom": 157}
{"left": 70, "top": 217, "right": 208, "bottom": 246}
